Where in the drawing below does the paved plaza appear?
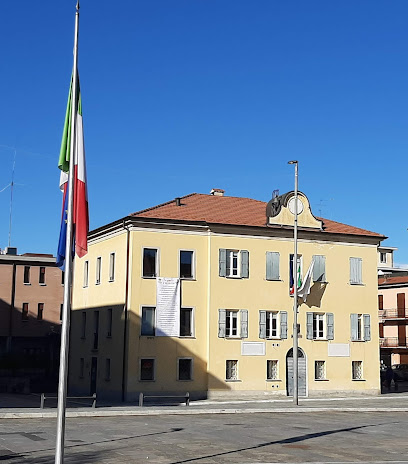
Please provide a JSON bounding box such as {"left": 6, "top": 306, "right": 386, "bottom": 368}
{"left": 0, "top": 408, "right": 407, "bottom": 463}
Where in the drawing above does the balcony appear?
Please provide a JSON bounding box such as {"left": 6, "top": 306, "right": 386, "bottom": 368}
{"left": 378, "top": 308, "right": 408, "bottom": 320}
{"left": 380, "top": 337, "right": 408, "bottom": 348}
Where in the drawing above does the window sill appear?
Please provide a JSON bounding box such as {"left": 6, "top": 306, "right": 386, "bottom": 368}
{"left": 23, "top": 283, "right": 31, "bottom": 286}
{"left": 266, "top": 379, "right": 282, "bottom": 382}
{"left": 139, "top": 379, "right": 155, "bottom": 382}
{"left": 177, "top": 379, "right": 193, "bottom": 382}
{"left": 180, "top": 277, "right": 195, "bottom": 281}
{"left": 349, "top": 283, "right": 364, "bottom": 286}
{"left": 314, "top": 379, "right": 329, "bottom": 381}
{"left": 140, "top": 335, "right": 155, "bottom": 338}
{"left": 225, "top": 379, "right": 241, "bottom": 382}
{"left": 312, "top": 338, "right": 328, "bottom": 341}
{"left": 142, "top": 276, "right": 157, "bottom": 279}
{"left": 39, "top": 283, "right": 47, "bottom": 286}
{"left": 179, "top": 336, "right": 195, "bottom": 339}
{"left": 225, "top": 276, "right": 242, "bottom": 279}
{"left": 95, "top": 282, "right": 101, "bottom": 286}
{"left": 265, "top": 279, "right": 282, "bottom": 282}
{"left": 108, "top": 279, "right": 115, "bottom": 283}
{"left": 352, "top": 379, "right": 366, "bottom": 381}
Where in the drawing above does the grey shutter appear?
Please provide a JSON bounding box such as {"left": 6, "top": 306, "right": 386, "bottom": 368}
{"left": 363, "top": 314, "right": 371, "bottom": 341}
{"left": 219, "top": 249, "right": 227, "bottom": 277}
{"left": 259, "top": 310, "right": 266, "bottom": 339}
{"left": 350, "top": 313, "right": 358, "bottom": 341}
{"left": 306, "top": 312, "right": 313, "bottom": 339}
{"left": 326, "top": 313, "right": 334, "bottom": 340}
{"left": 313, "top": 255, "right": 326, "bottom": 282}
{"left": 350, "top": 257, "right": 362, "bottom": 284}
{"left": 280, "top": 311, "right": 288, "bottom": 339}
{"left": 241, "top": 250, "right": 249, "bottom": 278}
{"left": 266, "top": 252, "right": 280, "bottom": 280}
{"left": 218, "top": 309, "right": 226, "bottom": 338}
{"left": 240, "top": 310, "right": 248, "bottom": 338}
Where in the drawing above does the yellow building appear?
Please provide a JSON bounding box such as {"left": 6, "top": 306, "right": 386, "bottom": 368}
{"left": 69, "top": 189, "right": 385, "bottom": 401}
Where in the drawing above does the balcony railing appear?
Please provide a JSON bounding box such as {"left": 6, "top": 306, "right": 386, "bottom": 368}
{"left": 378, "top": 308, "right": 408, "bottom": 320}
{"left": 380, "top": 337, "right": 408, "bottom": 348}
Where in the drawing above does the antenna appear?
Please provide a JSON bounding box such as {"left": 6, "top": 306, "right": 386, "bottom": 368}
{"left": 8, "top": 149, "right": 16, "bottom": 247}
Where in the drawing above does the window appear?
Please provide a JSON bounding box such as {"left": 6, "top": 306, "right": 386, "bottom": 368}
{"left": 178, "top": 358, "right": 192, "bottom": 381}
{"left": 313, "top": 255, "right": 326, "bottom": 282}
{"left": 259, "top": 311, "right": 288, "bottom": 340}
{"left": 140, "top": 358, "right": 155, "bottom": 381}
{"left": 180, "top": 308, "right": 193, "bottom": 337}
{"left": 81, "top": 311, "right": 86, "bottom": 338}
{"left": 218, "top": 309, "right": 248, "bottom": 338}
{"left": 315, "top": 361, "right": 326, "bottom": 380}
{"left": 22, "top": 303, "right": 29, "bottom": 321}
{"left": 24, "top": 266, "right": 30, "bottom": 284}
{"left": 79, "top": 358, "right": 84, "bottom": 378}
{"left": 93, "top": 311, "right": 99, "bottom": 350}
{"left": 226, "top": 360, "right": 238, "bottom": 380}
{"left": 380, "top": 252, "right": 386, "bottom": 264}
{"left": 107, "top": 308, "right": 112, "bottom": 337}
{"left": 306, "top": 312, "right": 334, "bottom": 340}
{"left": 143, "top": 248, "right": 158, "bottom": 278}
{"left": 105, "top": 358, "right": 111, "bottom": 381}
{"left": 141, "top": 306, "right": 155, "bottom": 336}
{"left": 219, "top": 249, "right": 249, "bottom": 278}
{"left": 96, "top": 257, "right": 101, "bottom": 285}
{"left": 350, "top": 314, "right": 370, "bottom": 341}
{"left": 266, "top": 252, "right": 280, "bottom": 281}
{"left": 289, "top": 254, "right": 302, "bottom": 294}
{"left": 352, "top": 360, "right": 363, "bottom": 380}
{"left": 267, "top": 360, "right": 278, "bottom": 380}
{"left": 37, "top": 303, "right": 44, "bottom": 321}
{"left": 39, "top": 267, "right": 46, "bottom": 284}
{"left": 109, "top": 253, "right": 115, "bottom": 282}
{"left": 180, "top": 250, "right": 194, "bottom": 279}
{"left": 350, "top": 257, "right": 362, "bottom": 284}
{"left": 61, "top": 271, "right": 65, "bottom": 285}
{"left": 83, "top": 261, "right": 89, "bottom": 287}
{"left": 60, "top": 304, "right": 63, "bottom": 321}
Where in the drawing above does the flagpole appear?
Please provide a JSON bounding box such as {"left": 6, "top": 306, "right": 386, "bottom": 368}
{"left": 55, "top": 2, "right": 80, "bottom": 463}
{"left": 288, "top": 160, "right": 299, "bottom": 406}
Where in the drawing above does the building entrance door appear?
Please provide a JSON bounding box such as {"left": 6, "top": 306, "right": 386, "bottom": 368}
{"left": 286, "top": 348, "right": 307, "bottom": 397}
{"left": 90, "top": 357, "right": 97, "bottom": 395}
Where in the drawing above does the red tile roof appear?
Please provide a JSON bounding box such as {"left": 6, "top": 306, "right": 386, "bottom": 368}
{"left": 379, "top": 276, "right": 408, "bottom": 286}
{"left": 131, "top": 193, "right": 384, "bottom": 238}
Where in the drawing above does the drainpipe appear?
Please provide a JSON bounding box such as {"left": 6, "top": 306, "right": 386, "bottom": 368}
{"left": 121, "top": 219, "right": 131, "bottom": 402}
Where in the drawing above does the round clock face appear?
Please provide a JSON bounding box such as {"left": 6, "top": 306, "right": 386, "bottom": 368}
{"left": 288, "top": 197, "right": 304, "bottom": 215}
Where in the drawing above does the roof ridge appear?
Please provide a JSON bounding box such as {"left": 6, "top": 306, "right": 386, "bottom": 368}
{"left": 131, "top": 193, "right": 197, "bottom": 216}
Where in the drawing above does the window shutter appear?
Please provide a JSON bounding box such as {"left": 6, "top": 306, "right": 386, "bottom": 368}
{"left": 241, "top": 250, "right": 249, "bottom": 278}
{"left": 363, "top": 314, "right": 371, "bottom": 341}
{"left": 306, "top": 312, "right": 313, "bottom": 339}
{"left": 326, "top": 313, "right": 334, "bottom": 340}
{"left": 259, "top": 310, "right": 266, "bottom": 339}
{"left": 350, "top": 313, "right": 358, "bottom": 341}
{"left": 350, "top": 257, "right": 362, "bottom": 284}
{"left": 266, "top": 252, "right": 280, "bottom": 280}
{"left": 240, "top": 310, "right": 248, "bottom": 338}
{"left": 280, "top": 311, "right": 288, "bottom": 339}
{"left": 219, "top": 249, "right": 227, "bottom": 277}
{"left": 218, "top": 309, "right": 226, "bottom": 338}
{"left": 313, "top": 255, "right": 326, "bottom": 282}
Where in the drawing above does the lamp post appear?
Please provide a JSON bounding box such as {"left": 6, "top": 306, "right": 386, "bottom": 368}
{"left": 288, "top": 160, "right": 299, "bottom": 406}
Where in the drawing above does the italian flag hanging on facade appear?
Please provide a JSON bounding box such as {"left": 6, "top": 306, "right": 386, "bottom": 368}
{"left": 289, "top": 256, "right": 302, "bottom": 296}
{"left": 56, "top": 75, "right": 89, "bottom": 269}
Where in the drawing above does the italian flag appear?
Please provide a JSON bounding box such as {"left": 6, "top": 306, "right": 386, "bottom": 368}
{"left": 58, "top": 75, "right": 89, "bottom": 261}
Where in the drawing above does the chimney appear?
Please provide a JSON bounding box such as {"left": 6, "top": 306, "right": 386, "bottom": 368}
{"left": 5, "top": 247, "right": 17, "bottom": 256}
{"left": 175, "top": 197, "right": 182, "bottom": 206}
{"left": 210, "top": 188, "right": 225, "bottom": 196}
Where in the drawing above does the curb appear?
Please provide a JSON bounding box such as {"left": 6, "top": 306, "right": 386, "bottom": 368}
{"left": 1, "top": 406, "right": 408, "bottom": 419}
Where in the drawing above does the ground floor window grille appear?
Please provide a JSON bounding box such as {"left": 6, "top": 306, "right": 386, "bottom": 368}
{"left": 226, "top": 360, "right": 238, "bottom": 380}
{"left": 140, "top": 358, "right": 155, "bottom": 381}
{"left": 267, "top": 360, "right": 278, "bottom": 380}
{"left": 315, "top": 360, "right": 326, "bottom": 380}
{"left": 352, "top": 361, "right": 363, "bottom": 380}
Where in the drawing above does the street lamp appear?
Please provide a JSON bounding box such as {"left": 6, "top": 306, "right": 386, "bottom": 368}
{"left": 288, "top": 160, "right": 299, "bottom": 406}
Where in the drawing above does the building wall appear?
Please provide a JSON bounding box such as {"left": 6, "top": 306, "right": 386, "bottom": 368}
{"left": 70, "top": 224, "right": 381, "bottom": 399}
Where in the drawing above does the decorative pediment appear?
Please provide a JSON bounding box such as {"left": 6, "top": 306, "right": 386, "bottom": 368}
{"left": 266, "top": 191, "right": 322, "bottom": 229}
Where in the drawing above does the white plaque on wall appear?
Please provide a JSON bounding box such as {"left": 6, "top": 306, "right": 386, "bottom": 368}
{"left": 156, "top": 277, "right": 180, "bottom": 337}
{"left": 328, "top": 343, "right": 350, "bottom": 357}
{"left": 241, "top": 342, "right": 266, "bottom": 356}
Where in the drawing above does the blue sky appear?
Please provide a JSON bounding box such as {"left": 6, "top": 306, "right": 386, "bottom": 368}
{"left": 1, "top": 1, "right": 407, "bottom": 264}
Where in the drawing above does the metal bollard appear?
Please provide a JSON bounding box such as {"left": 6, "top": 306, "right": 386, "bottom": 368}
{"left": 139, "top": 392, "right": 144, "bottom": 407}
{"left": 92, "top": 393, "right": 97, "bottom": 408}
{"left": 186, "top": 392, "right": 190, "bottom": 406}
{"left": 40, "top": 393, "right": 45, "bottom": 409}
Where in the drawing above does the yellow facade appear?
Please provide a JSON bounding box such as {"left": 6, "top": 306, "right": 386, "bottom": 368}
{"left": 69, "top": 192, "right": 383, "bottom": 400}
